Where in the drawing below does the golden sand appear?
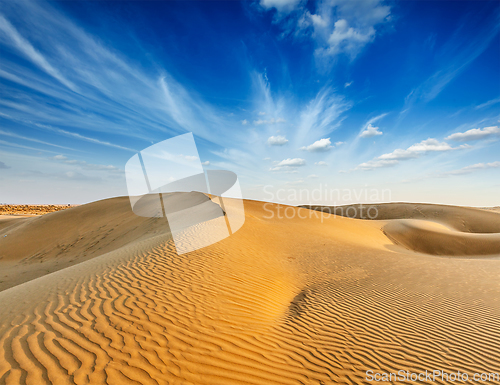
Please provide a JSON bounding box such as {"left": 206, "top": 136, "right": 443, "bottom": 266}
{"left": 0, "top": 196, "right": 499, "bottom": 384}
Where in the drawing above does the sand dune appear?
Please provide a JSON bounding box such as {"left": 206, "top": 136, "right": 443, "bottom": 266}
{"left": 0, "top": 192, "right": 221, "bottom": 291}
{"left": 383, "top": 219, "right": 500, "bottom": 256}
{"left": 304, "top": 203, "right": 500, "bottom": 257}
{"left": 1, "top": 197, "right": 500, "bottom": 384}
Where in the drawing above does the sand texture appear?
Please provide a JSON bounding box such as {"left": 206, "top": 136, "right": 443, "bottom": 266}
{"left": 0, "top": 196, "right": 500, "bottom": 384}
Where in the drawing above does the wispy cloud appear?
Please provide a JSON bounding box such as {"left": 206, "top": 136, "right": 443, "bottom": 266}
{"left": 47, "top": 127, "right": 137, "bottom": 152}
{"left": 293, "top": 87, "right": 350, "bottom": 147}
{"left": 356, "top": 138, "right": 469, "bottom": 170}
{"left": 404, "top": 12, "right": 500, "bottom": 106}
{"left": 50, "top": 154, "right": 122, "bottom": 173}
{"left": 0, "top": 14, "right": 76, "bottom": 91}
{"left": 441, "top": 161, "right": 500, "bottom": 176}
{"left": 0, "top": 1, "right": 249, "bottom": 154}
{"left": 0, "top": 129, "right": 77, "bottom": 151}
{"left": 475, "top": 97, "right": 500, "bottom": 110}
{"left": 0, "top": 139, "right": 60, "bottom": 153}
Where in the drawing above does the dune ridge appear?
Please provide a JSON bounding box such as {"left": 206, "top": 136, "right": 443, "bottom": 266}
{"left": 0, "top": 197, "right": 500, "bottom": 384}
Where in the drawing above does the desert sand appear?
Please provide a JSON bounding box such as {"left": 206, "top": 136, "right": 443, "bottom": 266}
{"left": 0, "top": 195, "right": 500, "bottom": 384}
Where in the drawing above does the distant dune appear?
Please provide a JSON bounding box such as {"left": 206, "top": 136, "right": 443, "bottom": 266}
{"left": 0, "top": 196, "right": 500, "bottom": 384}
{"left": 302, "top": 202, "right": 500, "bottom": 256}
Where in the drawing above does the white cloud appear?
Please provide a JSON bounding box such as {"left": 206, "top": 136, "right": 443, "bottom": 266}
{"left": 356, "top": 159, "right": 398, "bottom": 170}
{"left": 182, "top": 155, "right": 199, "bottom": 162}
{"left": 270, "top": 158, "right": 306, "bottom": 171}
{"left": 335, "top": 141, "right": 344, "bottom": 146}
{"left": 51, "top": 155, "right": 68, "bottom": 160}
{"left": 445, "top": 126, "right": 500, "bottom": 142}
{"left": 324, "top": 19, "right": 375, "bottom": 57}
{"left": 259, "top": 0, "right": 302, "bottom": 13}
{"left": 359, "top": 113, "right": 387, "bottom": 138}
{"left": 254, "top": 117, "right": 286, "bottom": 125}
{"left": 258, "top": 111, "right": 266, "bottom": 115}
{"left": 357, "top": 138, "right": 469, "bottom": 170}
{"left": 315, "top": 161, "right": 328, "bottom": 166}
{"left": 380, "top": 139, "right": 458, "bottom": 160}
{"left": 344, "top": 81, "right": 353, "bottom": 88}
{"left": 307, "top": 174, "right": 319, "bottom": 178}
{"left": 262, "top": 0, "right": 391, "bottom": 60}
{"left": 359, "top": 123, "right": 382, "bottom": 138}
{"left": 202, "top": 160, "right": 210, "bottom": 166}
{"left": 301, "top": 138, "right": 332, "bottom": 152}
{"left": 276, "top": 158, "right": 306, "bottom": 167}
{"left": 267, "top": 135, "right": 289, "bottom": 146}
{"left": 241, "top": 119, "right": 248, "bottom": 125}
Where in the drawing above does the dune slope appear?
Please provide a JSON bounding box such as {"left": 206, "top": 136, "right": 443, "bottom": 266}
{"left": 0, "top": 192, "right": 221, "bottom": 291}
{"left": 0, "top": 199, "right": 499, "bottom": 384}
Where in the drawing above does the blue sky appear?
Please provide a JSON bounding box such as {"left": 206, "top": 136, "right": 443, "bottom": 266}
{"left": 0, "top": 0, "right": 499, "bottom": 205}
